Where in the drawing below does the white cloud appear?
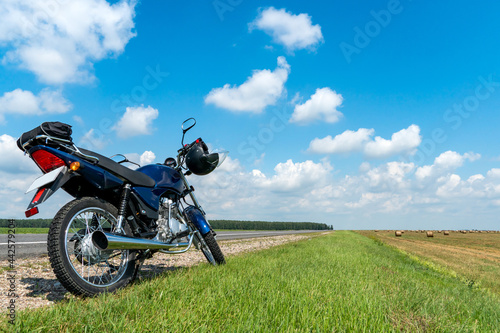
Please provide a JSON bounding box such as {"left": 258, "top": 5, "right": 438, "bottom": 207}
{"left": 250, "top": 7, "right": 323, "bottom": 52}
{"left": 309, "top": 125, "right": 421, "bottom": 159}
{"left": 308, "top": 128, "right": 374, "bottom": 154}
{"left": 290, "top": 87, "right": 343, "bottom": 125}
{"left": 0, "top": 134, "right": 38, "bottom": 174}
{"left": 0, "top": 88, "right": 71, "bottom": 122}
{"left": 0, "top": 0, "right": 137, "bottom": 84}
{"left": 185, "top": 153, "right": 500, "bottom": 229}
{"left": 435, "top": 151, "right": 480, "bottom": 168}
{"left": 415, "top": 151, "right": 481, "bottom": 180}
{"left": 140, "top": 151, "right": 156, "bottom": 165}
{"left": 365, "top": 161, "right": 415, "bottom": 190}
{"left": 113, "top": 105, "right": 159, "bottom": 138}
{"left": 363, "top": 124, "right": 421, "bottom": 159}
{"left": 487, "top": 168, "right": 500, "bottom": 178}
{"left": 204, "top": 56, "right": 290, "bottom": 113}
{"left": 79, "top": 128, "right": 108, "bottom": 150}
{"left": 253, "top": 159, "right": 332, "bottom": 192}
{"left": 73, "top": 115, "right": 84, "bottom": 126}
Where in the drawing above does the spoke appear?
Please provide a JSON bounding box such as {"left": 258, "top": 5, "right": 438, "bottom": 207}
{"left": 66, "top": 207, "right": 129, "bottom": 287}
{"left": 107, "top": 252, "right": 122, "bottom": 260}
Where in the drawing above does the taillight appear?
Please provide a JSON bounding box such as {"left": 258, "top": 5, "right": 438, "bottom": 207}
{"left": 31, "top": 150, "right": 65, "bottom": 173}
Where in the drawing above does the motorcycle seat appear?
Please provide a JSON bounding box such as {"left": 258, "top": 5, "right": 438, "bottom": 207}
{"left": 78, "top": 148, "right": 156, "bottom": 188}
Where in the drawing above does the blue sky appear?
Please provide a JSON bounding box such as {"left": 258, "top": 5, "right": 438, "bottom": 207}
{"left": 1, "top": 0, "right": 500, "bottom": 230}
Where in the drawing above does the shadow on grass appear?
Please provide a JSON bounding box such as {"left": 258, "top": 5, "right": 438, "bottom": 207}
{"left": 20, "top": 262, "right": 188, "bottom": 304}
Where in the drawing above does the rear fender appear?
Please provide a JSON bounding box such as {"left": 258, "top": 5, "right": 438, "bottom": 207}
{"left": 26, "top": 166, "right": 74, "bottom": 210}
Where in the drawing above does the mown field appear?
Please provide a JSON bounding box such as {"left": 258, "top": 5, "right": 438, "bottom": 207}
{"left": 4, "top": 231, "right": 500, "bottom": 332}
{"left": 357, "top": 230, "right": 500, "bottom": 295}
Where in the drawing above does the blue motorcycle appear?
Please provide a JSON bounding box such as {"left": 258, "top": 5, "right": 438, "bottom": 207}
{"left": 18, "top": 118, "right": 226, "bottom": 297}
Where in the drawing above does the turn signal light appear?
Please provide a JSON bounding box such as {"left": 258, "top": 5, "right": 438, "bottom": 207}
{"left": 70, "top": 161, "right": 81, "bottom": 171}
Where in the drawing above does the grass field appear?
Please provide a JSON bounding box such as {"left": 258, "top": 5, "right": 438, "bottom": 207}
{"left": 0, "top": 228, "right": 49, "bottom": 234}
{"left": 5, "top": 231, "right": 500, "bottom": 332}
{"left": 357, "top": 230, "right": 500, "bottom": 295}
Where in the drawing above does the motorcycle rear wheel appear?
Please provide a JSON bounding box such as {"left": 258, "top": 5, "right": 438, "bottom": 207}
{"left": 48, "top": 197, "right": 138, "bottom": 297}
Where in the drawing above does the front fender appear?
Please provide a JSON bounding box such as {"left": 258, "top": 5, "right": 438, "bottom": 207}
{"left": 184, "top": 206, "right": 211, "bottom": 235}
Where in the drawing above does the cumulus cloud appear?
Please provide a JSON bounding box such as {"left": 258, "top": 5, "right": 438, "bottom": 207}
{"left": 252, "top": 159, "right": 332, "bottom": 192}
{"left": 185, "top": 152, "right": 500, "bottom": 229}
{"left": 290, "top": 88, "right": 343, "bottom": 125}
{"left": 364, "top": 125, "right": 422, "bottom": 159}
{"left": 205, "top": 57, "right": 290, "bottom": 113}
{"left": 0, "top": 0, "right": 137, "bottom": 84}
{"left": 140, "top": 151, "right": 156, "bottom": 165}
{"left": 250, "top": 7, "right": 323, "bottom": 52}
{"left": 309, "top": 125, "right": 421, "bottom": 159}
{"left": 415, "top": 151, "right": 481, "bottom": 180}
{"left": 308, "top": 128, "right": 374, "bottom": 154}
{"left": 0, "top": 134, "right": 38, "bottom": 174}
{"left": 113, "top": 105, "right": 159, "bottom": 138}
{"left": 0, "top": 88, "right": 71, "bottom": 122}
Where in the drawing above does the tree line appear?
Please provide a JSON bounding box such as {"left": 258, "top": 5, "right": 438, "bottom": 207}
{"left": 0, "top": 219, "right": 52, "bottom": 228}
{"left": 209, "top": 220, "right": 333, "bottom": 230}
{"left": 1, "top": 218, "right": 333, "bottom": 231}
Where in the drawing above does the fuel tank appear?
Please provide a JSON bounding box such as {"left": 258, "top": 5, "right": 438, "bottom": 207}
{"left": 132, "top": 164, "right": 184, "bottom": 210}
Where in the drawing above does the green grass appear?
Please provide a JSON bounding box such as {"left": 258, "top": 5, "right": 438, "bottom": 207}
{"left": 7, "top": 231, "right": 500, "bottom": 332}
{"left": 0, "top": 227, "right": 49, "bottom": 234}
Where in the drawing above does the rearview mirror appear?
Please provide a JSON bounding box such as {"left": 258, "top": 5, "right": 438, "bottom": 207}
{"left": 182, "top": 118, "right": 196, "bottom": 133}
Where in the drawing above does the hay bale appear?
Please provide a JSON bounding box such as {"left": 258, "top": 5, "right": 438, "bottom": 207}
{"left": 443, "top": 231, "right": 450, "bottom": 235}
{"left": 395, "top": 231, "right": 402, "bottom": 237}
{"left": 426, "top": 231, "right": 434, "bottom": 237}
{"left": 461, "top": 230, "right": 467, "bottom": 234}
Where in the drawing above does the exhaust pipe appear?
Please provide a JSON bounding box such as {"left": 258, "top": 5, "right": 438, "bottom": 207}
{"left": 92, "top": 231, "right": 190, "bottom": 251}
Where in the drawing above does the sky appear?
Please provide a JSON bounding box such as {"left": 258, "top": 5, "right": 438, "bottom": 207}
{"left": 1, "top": 0, "right": 500, "bottom": 230}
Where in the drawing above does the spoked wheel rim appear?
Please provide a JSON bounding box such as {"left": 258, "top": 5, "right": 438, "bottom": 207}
{"left": 64, "top": 207, "right": 130, "bottom": 288}
{"left": 196, "top": 233, "right": 216, "bottom": 265}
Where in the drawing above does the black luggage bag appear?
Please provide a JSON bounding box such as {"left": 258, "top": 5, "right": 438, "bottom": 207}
{"left": 17, "top": 122, "right": 73, "bottom": 152}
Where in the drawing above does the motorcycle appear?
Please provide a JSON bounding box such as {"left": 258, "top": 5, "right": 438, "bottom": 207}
{"left": 17, "top": 118, "right": 226, "bottom": 297}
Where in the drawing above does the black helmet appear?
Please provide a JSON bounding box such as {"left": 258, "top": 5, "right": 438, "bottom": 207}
{"left": 185, "top": 140, "right": 220, "bottom": 175}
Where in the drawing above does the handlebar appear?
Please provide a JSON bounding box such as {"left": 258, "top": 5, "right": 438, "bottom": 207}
{"left": 177, "top": 137, "right": 205, "bottom": 156}
{"left": 176, "top": 138, "right": 202, "bottom": 171}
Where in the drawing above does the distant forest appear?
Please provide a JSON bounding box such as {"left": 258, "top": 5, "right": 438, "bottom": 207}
{"left": 210, "top": 220, "right": 332, "bottom": 230}
{"left": 1, "top": 218, "right": 332, "bottom": 231}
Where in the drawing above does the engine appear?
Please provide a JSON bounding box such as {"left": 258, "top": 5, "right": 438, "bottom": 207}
{"left": 155, "top": 198, "right": 189, "bottom": 243}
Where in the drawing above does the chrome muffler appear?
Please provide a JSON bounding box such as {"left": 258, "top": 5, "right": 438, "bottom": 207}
{"left": 91, "top": 231, "right": 190, "bottom": 251}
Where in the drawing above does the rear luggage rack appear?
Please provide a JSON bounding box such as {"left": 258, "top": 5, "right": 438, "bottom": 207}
{"left": 21, "top": 135, "right": 99, "bottom": 163}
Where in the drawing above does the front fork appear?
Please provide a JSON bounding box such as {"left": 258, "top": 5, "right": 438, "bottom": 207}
{"left": 179, "top": 171, "right": 205, "bottom": 215}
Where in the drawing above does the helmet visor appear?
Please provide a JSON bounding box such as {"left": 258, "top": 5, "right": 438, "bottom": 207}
{"left": 210, "top": 150, "right": 228, "bottom": 168}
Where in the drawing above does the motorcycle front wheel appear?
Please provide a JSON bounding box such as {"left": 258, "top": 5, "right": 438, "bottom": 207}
{"left": 47, "top": 197, "right": 138, "bottom": 297}
{"left": 197, "top": 230, "right": 225, "bottom": 265}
